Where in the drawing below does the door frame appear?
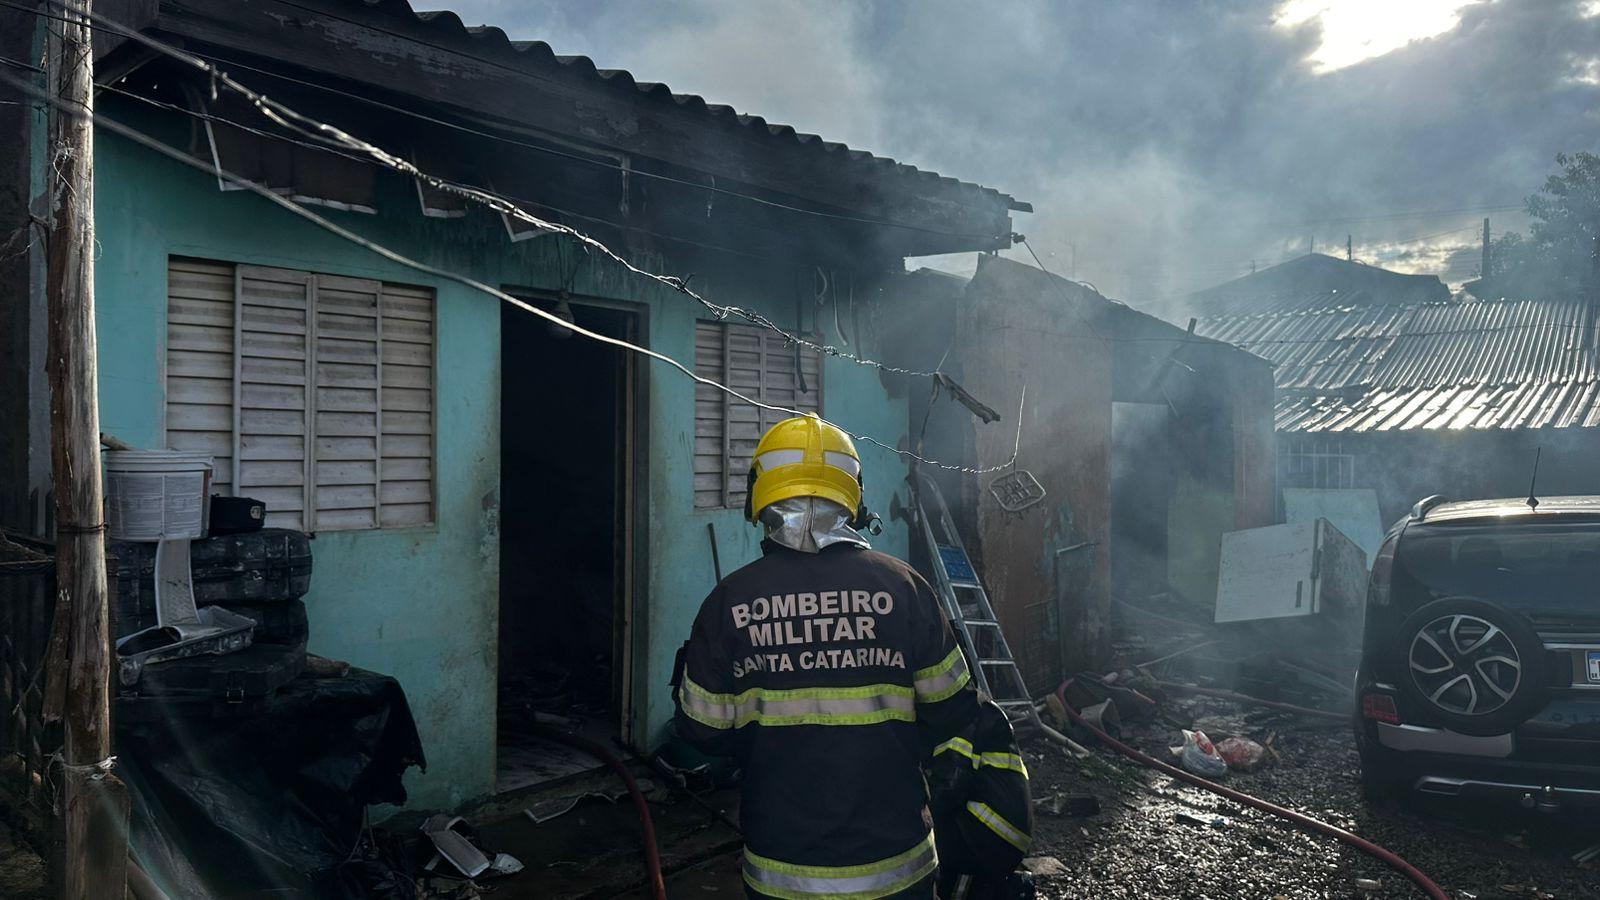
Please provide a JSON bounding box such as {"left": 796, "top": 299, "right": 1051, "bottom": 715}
{"left": 498, "top": 289, "right": 650, "bottom": 753}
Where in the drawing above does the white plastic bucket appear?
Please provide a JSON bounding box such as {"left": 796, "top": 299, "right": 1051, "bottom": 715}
{"left": 105, "top": 450, "right": 214, "bottom": 541}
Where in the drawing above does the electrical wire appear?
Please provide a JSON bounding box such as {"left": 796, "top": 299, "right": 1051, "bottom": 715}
{"left": 0, "top": 52, "right": 43, "bottom": 73}
{"left": 43, "top": 0, "right": 969, "bottom": 383}
{"left": 0, "top": 65, "right": 1026, "bottom": 476}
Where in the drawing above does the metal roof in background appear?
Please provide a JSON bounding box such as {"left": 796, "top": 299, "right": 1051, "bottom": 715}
{"left": 1195, "top": 295, "right": 1600, "bottom": 433}
{"left": 1183, "top": 254, "right": 1451, "bottom": 317}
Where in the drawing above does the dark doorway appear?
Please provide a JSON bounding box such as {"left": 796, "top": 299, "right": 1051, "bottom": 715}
{"left": 1111, "top": 402, "right": 1175, "bottom": 603}
{"left": 498, "top": 298, "right": 637, "bottom": 792}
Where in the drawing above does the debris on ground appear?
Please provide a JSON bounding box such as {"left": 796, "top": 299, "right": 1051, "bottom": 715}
{"left": 1175, "top": 811, "right": 1232, "bottom": 829}
{"left": 1020, "top": 856, "right": 1068, "bottom": 876}
{"left": 1172, "top": 729, "right": 1229, "bottom": 779}
{"left": 1034, "top": 792, "right": 1101, "bottom": 817}
{"left": 420, "top": 814, "right": 523, "bottom": 883}
{"left": 1215, "top": 736, "right": 1270, "bottom": 772}
{"left": 524, "top": 781, "right": 656, "bottom": 825}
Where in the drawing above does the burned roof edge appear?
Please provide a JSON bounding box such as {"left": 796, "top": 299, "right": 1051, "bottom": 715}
{"left": 345, "top": 0, "right": 1028, "bottom": 212}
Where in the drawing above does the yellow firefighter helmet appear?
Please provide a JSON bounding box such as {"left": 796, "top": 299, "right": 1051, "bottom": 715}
{"left": 745, "top": 415, "right": 863, "bottom": 522}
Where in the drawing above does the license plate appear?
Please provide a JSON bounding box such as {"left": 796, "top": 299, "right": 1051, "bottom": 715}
{"left": 1589, "top": 651, "right": 1600, "bottom": 684}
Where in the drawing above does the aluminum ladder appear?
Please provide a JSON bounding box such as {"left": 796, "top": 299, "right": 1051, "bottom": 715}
{"left": 910, "top": 471, "right": 1041, "bottom": 729}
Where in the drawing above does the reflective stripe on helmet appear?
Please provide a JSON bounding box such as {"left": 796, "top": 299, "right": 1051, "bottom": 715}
{"left": 743, "top": 832, "right": 937, "bottom": 900}
{"left": 913, "top": 647, "right": 971, "bottom": 703}
{"left": 679, "top": 675, "right": 915, "bottom": 729}
{"left": 754, "top": 448, "right": 807, "bottom": 471}
{"left": 966, "top": 800, "right": 1032, "bottom": 853}
{"left": 754, "top": 448, "right": 861, "bottom": 479}
{"left": 823, "top": 450, "right": 861, "bottom": 477}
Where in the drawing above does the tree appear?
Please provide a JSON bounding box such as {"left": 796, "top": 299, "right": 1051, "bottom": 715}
{"left": 1483, "top": 152, "right": 1600, "bottom": 296}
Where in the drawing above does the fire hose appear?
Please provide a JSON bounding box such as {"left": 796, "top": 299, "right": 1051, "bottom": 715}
{"left": 1042, "top": 703, "right": 1450, "bottom": 900}
{"left": 534, "top": 727, "right": 667, "bottom": 900}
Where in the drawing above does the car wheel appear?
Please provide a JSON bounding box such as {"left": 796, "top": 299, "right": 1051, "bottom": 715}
{"left": 1392, "top": 596, "right": 1546, "bottom": 737}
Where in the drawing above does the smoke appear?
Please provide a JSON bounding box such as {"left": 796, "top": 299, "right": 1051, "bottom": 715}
{"left": 448, "top": 0, "right": 1600, "bottom": 304}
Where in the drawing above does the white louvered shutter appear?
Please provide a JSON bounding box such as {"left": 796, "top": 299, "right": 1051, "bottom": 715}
{"left": 165, "top": 258, "right": 238, "bottom": 490}
{"left": 692, "top": 322, "right": 726, "bottom": 508}
{"left": 166, "top": 258, "right": 435, "bottom": 533}
{"left": 691, "top": 322, "right": 822, "bottom": 510}
{"left": 378, "top": 283, "right": 435, "bottom": 527}
{"left": 311, "top": 274, "right": 382, "bottom": 530}
{"left": 234, "top": 265, "right": 313, "bottom": 530}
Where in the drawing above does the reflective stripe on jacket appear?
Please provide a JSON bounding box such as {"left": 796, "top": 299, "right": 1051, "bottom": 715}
{"left": 927, "top": 700, "right": 1035, "bottom": 880}
{"left": 673, "top": 542, "right": 979, "bottom": 899}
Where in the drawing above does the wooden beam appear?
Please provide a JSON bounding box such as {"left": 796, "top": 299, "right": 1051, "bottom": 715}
{"left": 43, "top": 2, "right": 122, "bottom": 897}
{"left": 145, "top": 0, "right": 1014, "bottom": 251}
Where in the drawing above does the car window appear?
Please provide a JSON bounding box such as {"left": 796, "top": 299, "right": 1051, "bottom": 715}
{"left": 1393, "top": 521, "right": 1600, "bottom": 624}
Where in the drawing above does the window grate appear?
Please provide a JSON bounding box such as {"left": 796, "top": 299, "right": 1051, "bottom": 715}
{"left": 1279, "top": 437, "right": 1357, "bottom": 490}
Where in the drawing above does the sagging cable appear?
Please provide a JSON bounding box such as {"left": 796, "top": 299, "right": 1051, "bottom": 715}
{"left": 0, "top": 67, "right": 1026, "bottom": 476}
{"left": 45, "top": 0, "right": 978, "bottom": 385}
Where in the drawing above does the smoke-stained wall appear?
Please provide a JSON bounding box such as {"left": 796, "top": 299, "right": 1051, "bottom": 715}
{"left": 883, "top": 256, "right": 1277, "bottom": 687}
{"left": 957, "top": 256, "right": 1115, "bottom": 689}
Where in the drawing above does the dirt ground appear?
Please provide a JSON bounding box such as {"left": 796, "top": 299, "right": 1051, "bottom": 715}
{"left": 622, "top": 691, "right": 1599, "bottom": 900}
{"left": 1012, "top": 694, "right": 1597, "bottom": 899}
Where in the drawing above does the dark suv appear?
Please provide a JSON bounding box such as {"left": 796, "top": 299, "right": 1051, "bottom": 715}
{"left": 1355, "top": 495, "right": 1600, "bottom": 811}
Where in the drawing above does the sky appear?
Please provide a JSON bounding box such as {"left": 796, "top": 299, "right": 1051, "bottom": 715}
{"left": 442, "top": 0, "right": 1600, "bottom": 306}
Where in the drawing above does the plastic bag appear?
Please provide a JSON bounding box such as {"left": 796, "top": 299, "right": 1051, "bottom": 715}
{"left": 1173, "top": 729, "right": 1228, "bottom": 779}
{"left": 1215, "top": 736, "right": 1269, "bottom": 772}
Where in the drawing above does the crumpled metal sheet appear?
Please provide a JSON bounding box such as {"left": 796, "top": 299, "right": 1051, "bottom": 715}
{"left": 759, "top": 497, "right": 868, "bottom": 553}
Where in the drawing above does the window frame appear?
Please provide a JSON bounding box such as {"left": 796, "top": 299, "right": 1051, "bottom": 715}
{"left": 163, "top": 256, "right": 438, "bottom": 533}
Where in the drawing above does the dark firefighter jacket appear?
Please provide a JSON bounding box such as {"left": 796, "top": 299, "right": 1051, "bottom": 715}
{"left": 926, "top": 700, "right": 1034, "bottom": 887}
{"left": 674, "top": 541, "right": 979, "bottom": 899}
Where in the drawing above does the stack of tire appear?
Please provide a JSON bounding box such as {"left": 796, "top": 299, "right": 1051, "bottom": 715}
{"left": 109, "top": 529, "right": 312, "bottom": 718}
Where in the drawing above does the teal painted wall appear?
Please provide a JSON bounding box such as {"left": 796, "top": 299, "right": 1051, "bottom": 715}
{"left": 92, "top": 108, "right": 912, "bottom": 811}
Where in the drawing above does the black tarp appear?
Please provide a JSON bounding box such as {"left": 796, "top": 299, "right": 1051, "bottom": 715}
{"left": 118, "top": 667, "right": 426, "bottom": 898}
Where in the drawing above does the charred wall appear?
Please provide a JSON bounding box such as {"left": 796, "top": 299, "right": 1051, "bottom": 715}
{"left": 954, "top": 256, "right": 1115, "bottom": 688}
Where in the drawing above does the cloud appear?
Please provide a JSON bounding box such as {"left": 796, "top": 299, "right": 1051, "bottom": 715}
{"left": 444, "top": 0, "right": 1600, "bottom": 303}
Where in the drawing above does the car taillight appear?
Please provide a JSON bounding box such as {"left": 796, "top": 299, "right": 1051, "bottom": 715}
{"left": 1361, "top": 691, "right": 1400, "bottom": 725}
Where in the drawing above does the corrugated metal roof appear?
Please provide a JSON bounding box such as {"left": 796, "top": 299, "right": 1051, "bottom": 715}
{"left": 1183, "top": 254, "right": 1450, "bottom": 317}
{"left": 1194, "top": 295, "right": 1600, "bottom": 432}
{"left": 334, "top": 2, "right": 1030, "bottom": 212}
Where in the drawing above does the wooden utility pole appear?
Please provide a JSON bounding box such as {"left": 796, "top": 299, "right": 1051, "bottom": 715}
{"left": 1481, "top": 217, "right": 1492, "bottom": 279}
{"left": 43, "top": 1, "right": 127, "bottom": 896}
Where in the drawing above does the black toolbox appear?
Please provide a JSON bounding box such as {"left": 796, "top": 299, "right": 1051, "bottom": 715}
{"left": 110, "top": 529, "right": 312, "bottom": 637}
{"left": 117, "top": 640, "right": 307, "bottom": 705}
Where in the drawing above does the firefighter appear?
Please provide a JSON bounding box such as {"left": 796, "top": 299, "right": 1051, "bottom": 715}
{"left": 673, "top": 414, "right": 979, "bottom": 899}
{"left": 926, "top": 699, "right": 1036, "bottom": 900}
